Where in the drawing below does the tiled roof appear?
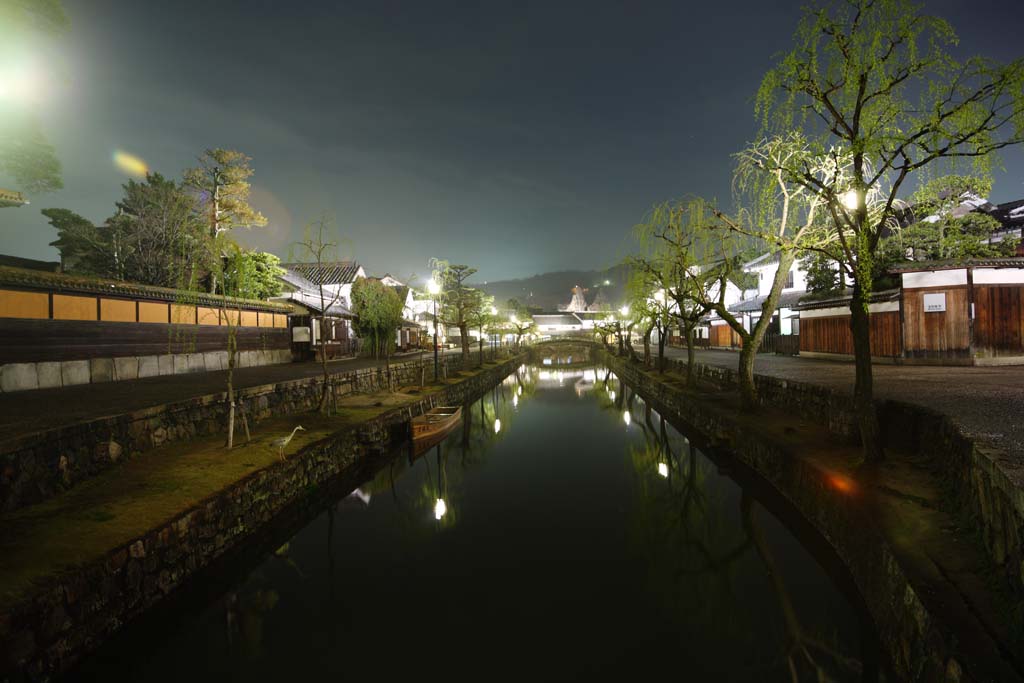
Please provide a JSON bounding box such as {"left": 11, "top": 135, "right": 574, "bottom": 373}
{"left": 281, "top": 261, "right": 362, "bottom": 285}
{"left": 793, "top": 288, "right": 900, "bottom": 310}
{"left": 283, "top": 289, "right": 352, "bottom": 317}
{"left": 728, "top": 290, "right": 809, "bottom": 313}
{"left": 0, "top": 266, "right": 291, "bottom": 312}
{"left": 888, "top": 257, "right": 1024, "bottom": 273}
{"left": 0, "top": 188, "right": 28, "bottom": 207}
{"left": 0, "top": 255, "right": 60, "bottom": 272}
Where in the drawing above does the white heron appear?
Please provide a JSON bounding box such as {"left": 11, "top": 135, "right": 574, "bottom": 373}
{"left": 270, "top": 426, "right": 305, "bottom": 459}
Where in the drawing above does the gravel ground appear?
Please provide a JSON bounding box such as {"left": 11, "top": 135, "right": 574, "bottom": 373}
{"left": 659, "top": 346, "right": 1024, "bottom": 465}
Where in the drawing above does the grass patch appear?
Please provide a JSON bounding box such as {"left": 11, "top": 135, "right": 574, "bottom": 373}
{"left": 0, "top": 388, "right": 421, "bottom": 611}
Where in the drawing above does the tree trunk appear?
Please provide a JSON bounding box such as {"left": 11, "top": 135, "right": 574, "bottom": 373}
{"left": 657, "top": 325, "right": 666, "bottom": 373}
{"left": 850, "top": 283, "right": 884, "bottom": 462}
{"left": 478, "top": 329, "right": 484, "bottom": 367}
{"left": 459, "top": 323, "right": 470, "bottom": 362}
{"left": 642, "top": 324, "right": 653, "bottom": 366}
{"left": 684, "top": 324, "right": 696, "bottom": 388}
{"left": 737, "top": 342, "right": 757, "bottom": 411}
{"left": 318, "top": 314, "right": 330, "bottom": 414}
{"left": 226, "top": 327, "right": 236, "bottom": 448}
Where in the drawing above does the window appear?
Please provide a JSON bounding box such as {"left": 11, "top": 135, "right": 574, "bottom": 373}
{"left": 784, "top": 269, "right": 794, "bottom": 289}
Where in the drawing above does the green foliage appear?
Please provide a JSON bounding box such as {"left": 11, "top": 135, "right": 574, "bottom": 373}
{"left": 43, "top": 207, "right": 108, "bottom": 274}
{"left": 107, "top": 173, "right": 212, "bottom": 289}
{"left": 429, "top": 258, "right": 480, "bottom": 356}
{"left": 44, "top": 173, "right": 213, "bottom": 289}
{"left": 803, "top": 253, "right": 841, "bottom": 295}
{"left": 756, "top": 0, "right": 1024, "bottom": 292}
{"left": 351, "top": 278, "right": 404, "bottom": 359}
{"left": 184, "top": 148, "right": 267, "bottom": 237}
{"left": 219, "top": 250, "right": 285, "bottom": 300}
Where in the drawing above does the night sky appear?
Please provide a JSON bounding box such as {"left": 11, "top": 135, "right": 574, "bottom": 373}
{"left": 2, "top": 0, "right": 1023, "bottom": 282}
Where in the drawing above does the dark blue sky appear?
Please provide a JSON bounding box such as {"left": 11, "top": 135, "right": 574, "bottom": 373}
{"left": 2, "top": 0, "right": 1023, "bottom": 281}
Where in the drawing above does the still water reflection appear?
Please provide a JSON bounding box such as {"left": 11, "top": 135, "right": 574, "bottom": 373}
{"left": 74, "top": 365, "right": 877, "bottom": 682}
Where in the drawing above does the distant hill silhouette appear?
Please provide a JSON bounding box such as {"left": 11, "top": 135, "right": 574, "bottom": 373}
{"left": 476, "top": 265, "right": 631, "bottom": 312}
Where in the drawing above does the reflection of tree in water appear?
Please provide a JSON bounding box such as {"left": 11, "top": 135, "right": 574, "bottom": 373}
{"left": 348, "top": 367, "right": 535, "bottom": 536}
{"left": 625, "top": 399, "right": 868, "bottom": 682}
{"left": 223, "top": 543, "right": 304, "bottom": 658}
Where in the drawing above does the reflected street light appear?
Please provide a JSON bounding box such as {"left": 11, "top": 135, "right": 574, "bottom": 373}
{"left": 434, "top": 498, "right": 447, "bottom": 520}
{"left": 494, "top": 418, "right": 502, "bottom": 434}
{"left": 622, "top": 410, "right": 631, "bottom": 427}
{"left": 657, "top": 462, "right": 669, "bottom": 478}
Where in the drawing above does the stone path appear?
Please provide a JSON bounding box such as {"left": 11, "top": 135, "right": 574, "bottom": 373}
{"left": 0, "top": 349, "right": 466, "bottom": 442}
{"left": 659, "top": 346, "right": 1024, "bottom": 466}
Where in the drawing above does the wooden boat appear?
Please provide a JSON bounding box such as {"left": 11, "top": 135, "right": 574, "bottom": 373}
{"left": 411, "top": 406, "right": 463, "bottom": 442}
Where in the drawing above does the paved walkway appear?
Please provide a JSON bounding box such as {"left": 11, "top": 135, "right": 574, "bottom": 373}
{"left": 659, "top": 346, "right": 1024, "bottom": 465}
{"left": 0, "top": 349, "right": 465, "bottom": 442}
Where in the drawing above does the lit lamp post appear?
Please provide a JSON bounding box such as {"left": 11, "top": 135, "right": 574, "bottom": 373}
{"left": 428, "top": 279, "right": 441, "bottom": 381}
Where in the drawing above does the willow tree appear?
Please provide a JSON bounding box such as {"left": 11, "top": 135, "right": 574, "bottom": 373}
{"left": 756, "top": 0, "right": 1024, "bottom": 461}
{"left": 629, "top": 201, "right": 727, "bottom": 386}
{"left": 351, "top": 278, "right": 404, "bottom": 390}
{"left": 698, "top": 135, "right": 831, "bottom": 408}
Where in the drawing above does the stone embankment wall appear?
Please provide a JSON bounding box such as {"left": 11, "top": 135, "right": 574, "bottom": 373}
{"left": 1, "top": 355, "right": 525, "bottom": 682}
{"left": 0, "top": 355, "right": 468, "bottom": 512}
{"left": 603, "top": 350, "right": 1024, "bottom": 681}
{"left": 649, "top": 353, "right": 1023, "bottom": 606}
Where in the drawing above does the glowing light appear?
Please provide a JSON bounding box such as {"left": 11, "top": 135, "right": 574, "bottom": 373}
{"left": 112, "top": 150, "right": 149, "bottom": 178}
{"left": 841, "top": 189, "right": 860, "bottom": 211}
{"left": 0, "top": 61, "right": 44, "bottom": 104}
{"left": 517, "top": 385, "right": 523, "bottom": 396}
{"left": 830, "top": 474, "right": 855, "bottom": 494}
{"left": 657, "top": 462, "right": 669, "bottom": 478}
{"left": 513, "top": 393, "right": 518, "bottom": 407}
{"left": 494, "top": 418, "right": 501, "bottom": 434}
{"left": 623, "top": 410, "right": 631, "bottom": 426}
{"left": 427, "top": 279, "right": 441, "bottom": 295}
{"left": 434, "top": 498, "right": 447, "bottom": 520}
{"left": 490, "top": 306, "right": 498, "bottom": 315}
{"left": 608, "top": 390, "right": 615, "bottom": 401}
{"left": 603, "top": 279, "right": 610, "bottom": 286}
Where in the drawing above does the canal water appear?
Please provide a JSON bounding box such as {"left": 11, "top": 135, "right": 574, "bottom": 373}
{"left": 73, "top": 365, "right": 878, "bottom": 682}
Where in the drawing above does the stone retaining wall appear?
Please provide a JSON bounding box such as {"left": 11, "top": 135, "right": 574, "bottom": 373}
{"left": 651, "top": 353, "right": 1024, "bottom": 605}
{"left": 0, "top": 355, "right": 472, "bottom": 512}
{"left": 605, "top": 351, "right": 1024, "bottom": 681}
{"left": 0, "top": 355, "right": 525, "bottom": 682}
{"left": 602, "top": 353, "right": 952, "bottom": 680}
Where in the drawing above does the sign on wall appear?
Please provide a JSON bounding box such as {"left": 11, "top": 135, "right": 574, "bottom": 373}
{"left": 923, "top": 292, "right": 946, "bottom": 313}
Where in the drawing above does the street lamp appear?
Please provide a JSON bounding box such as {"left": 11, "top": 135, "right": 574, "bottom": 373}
{"left": 428, "top": 279, "right": 441, "bottom": 381}
{"left": 841, "top": 189, "right": 860, "bottom": 211}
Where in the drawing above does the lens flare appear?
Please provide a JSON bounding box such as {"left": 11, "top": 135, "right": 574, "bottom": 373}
{"left": 112, "top": 150, "right": 149, "bottom": 178}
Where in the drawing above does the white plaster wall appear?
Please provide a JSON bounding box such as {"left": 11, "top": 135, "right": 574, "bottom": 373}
{"left": 972, "top": 268, "right": 1024, "bottom": 285}
{"left": 902, "top": 269, "right": 967, "bottom": 288}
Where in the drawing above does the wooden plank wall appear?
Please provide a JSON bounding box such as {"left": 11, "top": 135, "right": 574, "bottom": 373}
{"left": 799, "top": 311, "right": 901, "bottom": 357}
{"left": 902, "top": 287, "right": 969, "bottom": 354}
{"left": 974, "top": 285, "right": 1024, "bottom": 354}
{"left": 709, "top": 325, "right": 740, "bottom": 348}
{"left": 0, "top": 319, "right": 290, "bottom": 364}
